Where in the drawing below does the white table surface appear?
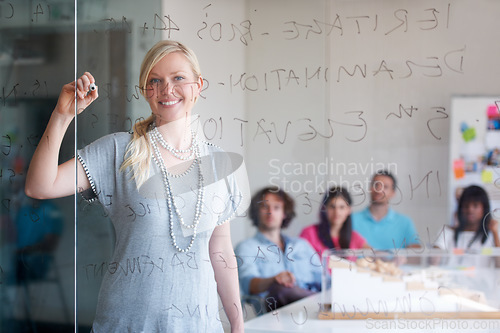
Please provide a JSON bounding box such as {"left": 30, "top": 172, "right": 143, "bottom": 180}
{"left": 243, "top": 293, "right": 500, "bottom": 333}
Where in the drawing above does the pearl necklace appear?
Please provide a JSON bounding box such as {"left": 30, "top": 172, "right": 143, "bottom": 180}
{"left": 150, "top": 125, "right": 196, "bottom": 161}
{"left": 149, "top": 129, "right": 204, "bottom": 253}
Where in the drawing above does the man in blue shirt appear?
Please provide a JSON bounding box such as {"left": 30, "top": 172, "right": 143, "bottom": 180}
{"left": 352, "top": 170, "right": 421, "bottom": 250}
{"left": 235, "top": 187, "right": 321, "bottom": 313}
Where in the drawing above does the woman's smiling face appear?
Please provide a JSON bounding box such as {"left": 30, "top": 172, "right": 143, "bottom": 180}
{"left": 145, "top": 52, "right": 202, "bottom": 125}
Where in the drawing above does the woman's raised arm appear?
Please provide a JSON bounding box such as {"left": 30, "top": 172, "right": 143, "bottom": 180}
{"left": 25, "top": 72, "right": 98, "bottom": 199}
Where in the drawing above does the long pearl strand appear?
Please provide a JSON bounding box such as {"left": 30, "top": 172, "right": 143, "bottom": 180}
{"left": 149, "top": 128, "right": 204, "bottom": 253}
{"left": 150, "top": 125, "right": 196, "bottom": 161}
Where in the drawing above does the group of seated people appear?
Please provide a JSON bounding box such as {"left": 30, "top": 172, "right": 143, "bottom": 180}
{"left": 235, "top": 170, "right": 500, "bottom": 313}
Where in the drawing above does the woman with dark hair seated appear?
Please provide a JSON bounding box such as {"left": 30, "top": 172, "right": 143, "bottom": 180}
{"left": 435, "top": 185, "right": 499, "bottom": 251}
{"left": 300, "top": 187, "right": 370, "bottom": 257}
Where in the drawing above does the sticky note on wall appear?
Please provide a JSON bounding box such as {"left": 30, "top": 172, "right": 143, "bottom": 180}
{"left": 462, "top": 127, "right": 476, "bottom": 142}
{"left": 487, "top": 104, "right": 499, "bottom": 117}
{"left": 460, "top": 122, "right": 476, "bottom": 142}
{"left": 453, "top": 159, "right": 465, "bottom": 179}
{"left": 481, "top": 170, "right": 493, "bottom": 183}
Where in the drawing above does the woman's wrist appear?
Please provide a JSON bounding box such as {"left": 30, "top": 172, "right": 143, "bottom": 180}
{"left": 52, "top": 106, "right": 75, "bottom": 124}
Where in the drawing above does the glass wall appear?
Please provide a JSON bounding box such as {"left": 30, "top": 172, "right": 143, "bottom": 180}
{"left": 75, "top": 0, "right": 162, "bottom": 329}
{"left": 0, "top": 1, "right": 77, "bottom": 332}
{"left": 1, "top": 0, "right": 499, "bottom": 332}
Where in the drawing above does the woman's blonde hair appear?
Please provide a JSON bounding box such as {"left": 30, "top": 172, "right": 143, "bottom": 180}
{"left": 120, "top": 40, "right": 202, "bottom": 187}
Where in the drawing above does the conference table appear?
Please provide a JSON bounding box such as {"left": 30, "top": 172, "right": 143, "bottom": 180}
{"left": 244, "top": 252, "right": 500, "bottom": 333}
{"left": 244, "top": 292, "right": 500, "bottom": 333}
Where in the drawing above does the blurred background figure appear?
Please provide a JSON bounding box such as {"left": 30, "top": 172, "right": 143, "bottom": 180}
{"left": 235, "top": 187, "right": 321, "bottom": 314}
{"left": 300, "top": 186, "right": 370, "bottom": 257}
{"left": 435, "top": 185, "right": 499, "bottom": 251}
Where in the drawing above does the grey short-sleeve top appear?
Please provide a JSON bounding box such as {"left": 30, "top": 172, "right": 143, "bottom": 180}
{"left": 78, "top": 132, "right": 241, "bottom": 332}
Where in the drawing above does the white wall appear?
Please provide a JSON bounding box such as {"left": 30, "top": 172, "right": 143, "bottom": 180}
{"left": 159, "top": 0, "right": 500, "bottom": 246}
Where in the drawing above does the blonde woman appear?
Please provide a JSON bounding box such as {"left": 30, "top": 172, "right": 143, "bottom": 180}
{"left": 26, "top": 40, "right": 244, "bottom": 332}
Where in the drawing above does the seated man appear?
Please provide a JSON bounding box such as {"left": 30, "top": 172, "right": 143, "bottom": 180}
{"left": 235, "top": 187, "right": 321, "bottom": 313}
{"left": 352, "top": 170, "right": 420, "bottom": 250}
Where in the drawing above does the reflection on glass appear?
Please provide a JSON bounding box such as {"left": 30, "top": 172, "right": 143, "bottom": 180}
{"left": 2, "top": 0, "right": 500, "bottom": 331}
{"left": 75, "top": 0, "right": 162, "bottom": 330}
{"left": 0, "top": 2, "right": 76, "bottom": 332}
